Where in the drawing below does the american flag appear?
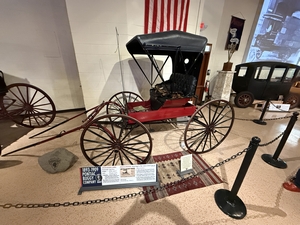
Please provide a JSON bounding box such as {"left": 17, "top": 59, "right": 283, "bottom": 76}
{"left": 144, "top": 0, "right": 190, "bottom": 34}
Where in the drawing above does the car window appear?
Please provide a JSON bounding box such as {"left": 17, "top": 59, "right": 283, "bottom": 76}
{"left": 270, "top": 67, "right": 285, "bottom": 82}
{"left": 237, "top": 67, "right": 247, "bottom": 77}
{"left": 284, "top": 68, "right": 296, "bottom": 82}
{"left": 255, "top": 66, "right": 270, "bottom": 80}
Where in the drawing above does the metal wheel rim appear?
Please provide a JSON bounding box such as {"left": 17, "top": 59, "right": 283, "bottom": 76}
{"left": 80, "top": 114, "right": 152, "bottom": 166}
{"left": 1, "top": 83, "right": 56, "bottom": 128}
{"left": 236, "top": 92, "right": 253, "bottom": 108}
{"left": 184, "top": 99, "right": 234, "bottom": 154}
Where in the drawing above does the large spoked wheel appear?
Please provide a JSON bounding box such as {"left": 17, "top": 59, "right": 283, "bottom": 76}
{"left": 184, "top": 99, "right": 234, "bottom": 154}
{"left": 80, "top": 114, "right": 152, "bottom": 166}
{"left": 106, "top": 91, "right": 143, "bottom": 114}
{"left": 0, "top": 83, "right": 56, "bottom": 128}
{"left": 234, "top": 91, "right": 254, "bottom": 108}
{"left": 284, "top": 94, "right": 299, "bottom": 109}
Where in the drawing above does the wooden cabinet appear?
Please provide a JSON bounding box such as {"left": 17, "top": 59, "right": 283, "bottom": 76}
{"left": 195, "top": 43, "right": 212, "bottom": 104}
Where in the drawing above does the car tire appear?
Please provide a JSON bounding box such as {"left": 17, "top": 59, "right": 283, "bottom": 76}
{"left": 284, "top": 94, "right": 299, "bottom": 109}
{"left": 234, "top": 91, "right": 254, "bottom": 108}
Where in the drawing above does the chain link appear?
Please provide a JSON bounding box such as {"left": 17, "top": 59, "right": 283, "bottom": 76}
{"left": 258, "top": 131, "right": 284, "bottom": 147}
{"left": 235, "top": 115, "right": 292, "bottom": 121}
{"left": 0, "top": 146, "right": 253, "bottom": 209}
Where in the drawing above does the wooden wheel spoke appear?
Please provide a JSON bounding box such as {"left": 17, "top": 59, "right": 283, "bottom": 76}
{"left": 123, "top": 144, "right": 151, "bottom": 153}
{"left": 197, "top": 110, "right": 209, "bottom": 125}
{"left": 120, "top": 148, "right": 143, "bottom": 162}
{"left": 186, "top": 129, "right": 206, "bottom": 142}
{"left": 200, "top": 134, "right": 209, "bottom": 153}
{"left": 87, "top": 128, "right": 114, "bottom": 144}
{"left": 29, "top": 89, "right": 38, "bottom": 105}
{"left": 97, "top": 151, "right": 115, "bottom": 166}
{"left": 121, "top": 131, "right": 147, "bottom": 144}
{"left": 188, "top": 131, "right": 206, "bottom": 149}
{"left": 211, "top": 104, "right": 228, "bottom": 124}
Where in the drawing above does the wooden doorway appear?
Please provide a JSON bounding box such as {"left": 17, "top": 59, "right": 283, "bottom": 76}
{"left": 195, "top": 43, "right": 212, "bottom": 104}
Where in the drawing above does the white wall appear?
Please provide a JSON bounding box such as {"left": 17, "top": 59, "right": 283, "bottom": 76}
{"left": 65, "top": 0, "right": 205, "bottom": 110}
{"left": 0, "top": 0, "right": 84, "bottom": 110}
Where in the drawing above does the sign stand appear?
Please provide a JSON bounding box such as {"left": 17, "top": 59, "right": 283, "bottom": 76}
{"left": 177, "top": 154, "right": 194, "bottom": 178}
{"left": 78, "top": 164, "right": 159, "bottom": 195}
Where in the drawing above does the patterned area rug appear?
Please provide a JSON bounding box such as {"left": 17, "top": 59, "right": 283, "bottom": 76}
{"left": 143, "top": 151, "right": 223, "bottom": 203}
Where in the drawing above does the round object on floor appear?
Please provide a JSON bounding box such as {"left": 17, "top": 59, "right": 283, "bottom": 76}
{"left": 38, "top": 148, "right": 78, "bottom": 173}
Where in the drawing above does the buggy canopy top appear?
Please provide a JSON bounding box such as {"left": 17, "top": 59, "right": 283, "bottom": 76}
{"left": 126, "top": 30, "right": 207, "bottom": 55}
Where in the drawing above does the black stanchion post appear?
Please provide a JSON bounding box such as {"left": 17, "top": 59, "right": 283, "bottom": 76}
{"left": 261, "top": 112, "right": 299, "bottom": 169}
{"left": 214, "top": 136, "right": 261, "bottom": 219}
{"left": 253, "top": 99, "right": 270, "bottom": 125}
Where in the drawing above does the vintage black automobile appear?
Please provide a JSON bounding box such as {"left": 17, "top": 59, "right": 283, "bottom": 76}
{"left": 232, "top": 61, "right": 300, "bottom": 108}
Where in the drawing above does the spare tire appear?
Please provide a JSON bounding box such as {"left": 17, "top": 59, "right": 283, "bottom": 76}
{"left": 234, "top": 91, "right": 254, "bottom": 108}
{"left": 284, "top": 94, "right": 299, "bottom": 109}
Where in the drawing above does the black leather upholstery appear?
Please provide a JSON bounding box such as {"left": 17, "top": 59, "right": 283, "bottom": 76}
{"left": 150, "top": 73, "right": 196, "bottom": 110}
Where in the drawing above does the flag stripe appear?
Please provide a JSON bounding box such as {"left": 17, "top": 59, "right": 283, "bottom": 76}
{"left": 160, "top": 0, "right": 164, "bottom": 32}
{"left": 173, "top": 0, "right": 178, "bottom": 30}
{"left": 144, "top": 0, "right": 190, "bottom": 34}
{"left": 183, "top": 0, "right": 190, "bottom": 31}
{"left": 166, "top": 0, "right": 171, "bottom": 31}
{"left": 179, "top": 0, "right": 184, "bottom": 30}
{"left": 144, "top": 0, "right": 150, "bottom": 34}
{"left": 152, "top": 0, "right": 158, "bottom": 33}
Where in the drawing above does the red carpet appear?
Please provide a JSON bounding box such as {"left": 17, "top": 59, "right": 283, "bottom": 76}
{"left": 143, "top": 151, "right": 223, "bottom": 203}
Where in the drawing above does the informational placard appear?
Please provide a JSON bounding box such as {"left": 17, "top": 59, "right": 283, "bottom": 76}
{"left": 268, "top": 103, "right": 290, "bottom": 112}
{"left": 80, "top": 167, "right": 102, "bottom": 187}
{"left": 79, "top": 164, "right": 158, "bottom": 194}
{"left": 177, "top": 154, "right": 194, "bottom": 177}
{"left": 180, "top": 154, "right": 193, "bottom": 172}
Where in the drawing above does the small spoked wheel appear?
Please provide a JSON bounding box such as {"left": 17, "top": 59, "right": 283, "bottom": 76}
{"left": 234, "top": 91, "right": 254, "bottom": 108}
{"left": 80, "top": 114, "right": 152, "bottom": 166}
{"left": 0, "top": 83, "right": 56, "bottom": 128}
{"left": 284, "top": 94, "right": 299, "bottom": 109}
{"left": 106, "top": 91, "right": 143, "bottom": 114}
{"left": 184, "top": 99, "right": 234, "bottom": 154}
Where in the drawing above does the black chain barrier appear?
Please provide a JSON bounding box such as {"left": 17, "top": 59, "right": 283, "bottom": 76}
{"left": 0, "top": 131, "right": 285, "bottom": 209}
{"left": 235, "top": 114, "right": 293, "bottom": 121}
{"left": 258, "top": 131, "right": 284, "bottom": 147}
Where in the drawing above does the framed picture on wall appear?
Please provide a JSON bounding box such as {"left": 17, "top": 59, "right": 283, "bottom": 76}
{"left": 225, "top": 16, "right": 245, "bottom": 51}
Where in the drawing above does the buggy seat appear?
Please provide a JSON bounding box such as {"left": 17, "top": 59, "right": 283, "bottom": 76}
{"left": 150, "top": 73, "right": 197, "bottom": 110}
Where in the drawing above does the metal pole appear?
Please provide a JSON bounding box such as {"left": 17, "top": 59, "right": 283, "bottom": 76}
{"left": 214, "top": 136, "right": 261, "bottom": 219}
{"left": 230, "top": 137, "right": 261, "bottom": 197}
{"left": 115, "top": 27, "right": 125, "bottom": 93}
{"left": 261, "top": 112, "right": 299, "bottom": 168}
{"left": 253, "top": 99, "right": 270, "bottom": 125}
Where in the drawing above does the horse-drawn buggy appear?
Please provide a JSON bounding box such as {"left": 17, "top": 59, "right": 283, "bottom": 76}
{"left": 0, "top": 31, "right": 235, "bottom": 167}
